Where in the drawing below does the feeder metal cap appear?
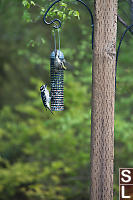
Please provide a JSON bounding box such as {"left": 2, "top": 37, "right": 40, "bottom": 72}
{"left": 50, "top": 50, "right": 64, "bottom": 59}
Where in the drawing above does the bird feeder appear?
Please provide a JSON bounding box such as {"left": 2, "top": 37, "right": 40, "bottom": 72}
{"left": 43, "top": 0, "right": 94, "bottom": 113}
{"left": 50, "top": 50, "right": 64, "bottom": 111}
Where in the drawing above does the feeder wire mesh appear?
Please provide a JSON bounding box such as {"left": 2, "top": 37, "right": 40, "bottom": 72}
{"left": 50, "top": 50, "right": 64, "bottom": 111}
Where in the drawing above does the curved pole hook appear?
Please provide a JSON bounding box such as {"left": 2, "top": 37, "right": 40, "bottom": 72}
{"left": 43, "top": 0, "right": 94, "bottom": 49}
{"left": 115, "top": 24, "right": 133, "bottom": 87}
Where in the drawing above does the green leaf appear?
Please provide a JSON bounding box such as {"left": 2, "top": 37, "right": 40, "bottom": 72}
{"left": 27, "top": 40, "right": 35, "bottom": 47}
{"left": 68, "top": 10, "right": 73, "bottom": 15}
{"left": 63, "top": 14, "right": 66, "bottom": 20}
{"left": 23, "top": 10, "right": 32, "bottom": 23}
{"left": 22, "top": 0, "right": 30, "bottom": 8}
{"left": 41, "top": 38, "right": 45, "bottom": 44}
{"left": 73, "top": 11, "right": 80, "bottom": 19}
{"left": 60, "top": 2, "right": 67, "bottom": 7}
{"left": 30, "top": 1, "right": 35, "bottom": 6}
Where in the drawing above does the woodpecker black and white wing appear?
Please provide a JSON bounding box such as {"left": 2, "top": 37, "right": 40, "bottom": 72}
{"left": 63, "top": 59, "right": 74, "bottom": 71}
{"left": 45, "top": 86, "right": 51, "bottom": 102}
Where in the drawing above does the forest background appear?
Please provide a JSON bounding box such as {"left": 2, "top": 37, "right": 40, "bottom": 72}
{"left": 0, "top": 0, "right": 133, "bottom": 199}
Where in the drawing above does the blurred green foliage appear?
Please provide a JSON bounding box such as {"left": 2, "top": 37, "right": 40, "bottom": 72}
{"left": 0, "top": 0, "right": 133, "bottom": 199}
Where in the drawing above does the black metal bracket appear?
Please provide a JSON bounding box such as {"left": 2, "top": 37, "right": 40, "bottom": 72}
{"left": 116, "top": 24, "right": 133, "bottom": 70}
{"left": 115, "top": 24, "right": 133, "bottom": 87}
{"left": 43, "top": 0, "right": 94, "bottom": 49}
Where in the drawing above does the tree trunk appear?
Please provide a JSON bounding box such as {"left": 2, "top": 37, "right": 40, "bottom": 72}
{"left": 90, "top": 0, "right": 118, "bottom": 199}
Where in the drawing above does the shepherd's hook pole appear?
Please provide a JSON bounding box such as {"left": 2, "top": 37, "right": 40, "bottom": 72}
{"left": 115, "top": 23, "right": 133, "bottom": 88}
{"left": 43, "top": 0, "right": 94, "bottom": 49}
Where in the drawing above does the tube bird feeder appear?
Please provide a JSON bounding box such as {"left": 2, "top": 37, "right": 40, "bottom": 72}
{"left": 50, "top": 50, "right": 64, "bottom": 111}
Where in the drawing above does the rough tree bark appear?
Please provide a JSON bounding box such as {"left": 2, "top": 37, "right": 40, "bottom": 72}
{"left": 90, "top": 0, "right": 118, "bottom": 200}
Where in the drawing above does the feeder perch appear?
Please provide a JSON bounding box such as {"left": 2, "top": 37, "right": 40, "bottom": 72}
{"left": 50, "top": 50, "right": 64, "bottom": 111}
